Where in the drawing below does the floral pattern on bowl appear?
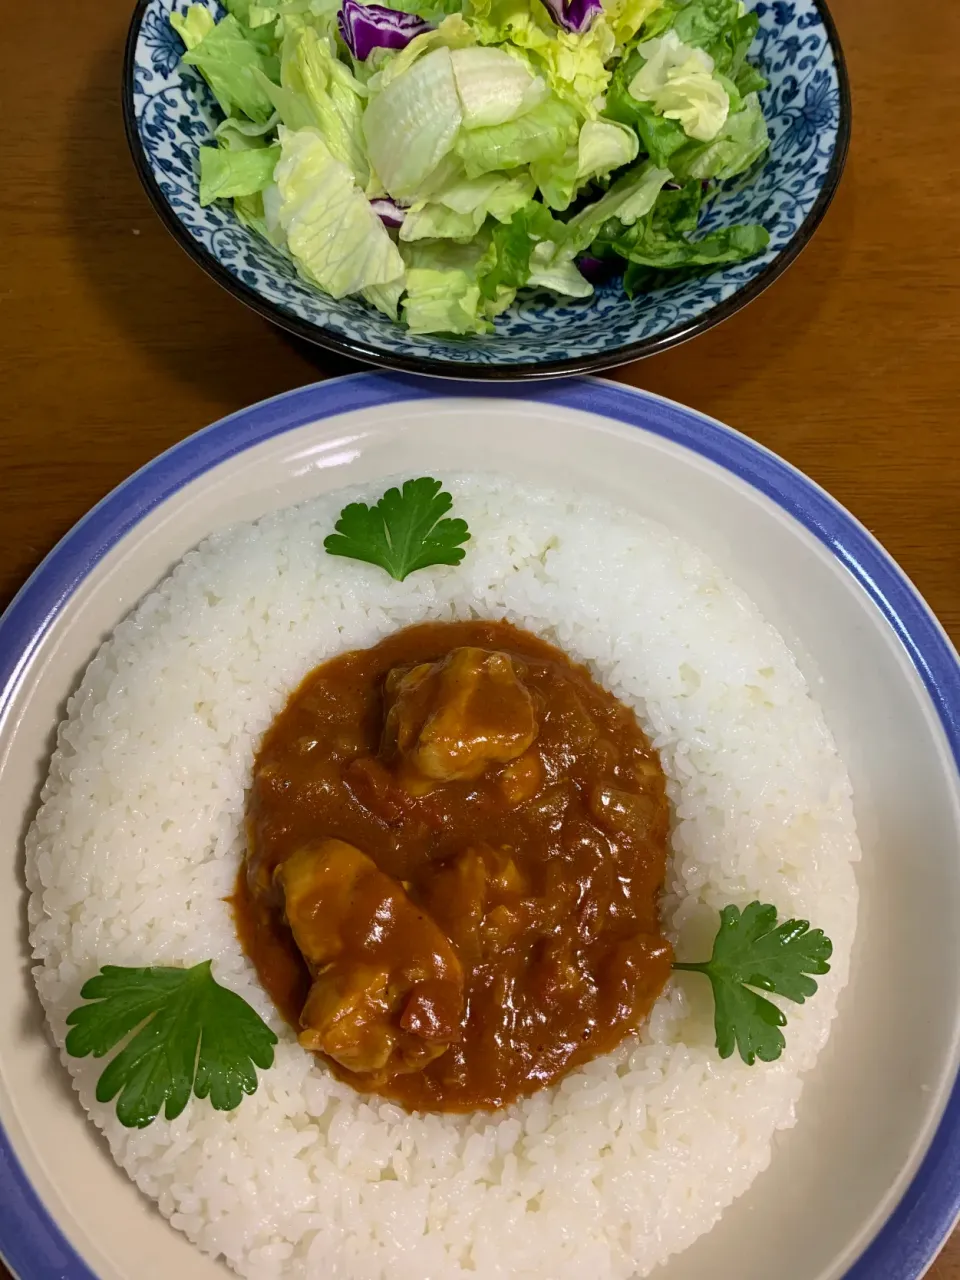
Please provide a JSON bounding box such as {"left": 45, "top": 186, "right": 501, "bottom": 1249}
{"left": 123, "top": 0, "right": 850, "bottom": 377}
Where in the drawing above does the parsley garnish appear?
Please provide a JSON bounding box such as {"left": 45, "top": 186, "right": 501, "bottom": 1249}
{"left": 65, "top": 962, "right": 278, "bottom": 1128}
{"left": 673, "top": 902, "right": 833, "bottom": 1065}
{"left": 323, "top": 477, "right": 470, "bottom": 581}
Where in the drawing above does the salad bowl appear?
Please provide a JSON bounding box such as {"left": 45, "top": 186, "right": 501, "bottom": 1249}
{"left": 124, "top": 0, "right": 850, "bottom": 378}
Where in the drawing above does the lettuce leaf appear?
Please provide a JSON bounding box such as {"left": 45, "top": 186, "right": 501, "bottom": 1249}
{"left": 580, "top": 115, "right": 640, "bottom": 172}
{"left": 602, "top": 0, "right": 664, "bottom": 46}
{"left": 476, "top": 201, "right": 560, "bottom": 297}
{"left": 402, "top": 268, "right": 488, "bottom": 332}
{"left": 526, "top": 157, "right": 668, "bottom": 284}
{"left": 262, "top": 0, "right": 341, "bottom": 38}
{"left": 222, "top": 0, "right": 252, "bottom": 19}
{"left": 450, "top": 46, "right": 547, "bottom": 128}
{"left": 465, "top": 0, "right": 613, "bottom": 115}
{"left": 532, "top": 117, "right": 638, "bottom": 209}
{"left": 362, "top": 276, "right": 408, "bottom": 318}
{"left": 735, "top": 60, "right": 767, "bottom": 96}
{"left": 399, "top": 217, "right": 580, "bottom": 331}
{"left": 527, "top": 244, "right": 593, "bottom": 295}
{"left": 367, "top": 14, "right": 476, "bottom": 91}
{"left": 604, "top": 48, "right": 688, "bottom": 164}
{"left": 627, "top": 30, "right": 729, "bottom": 141}
{"left": 198, "top": 144, "right": 281, "bottom": 204}
{"left": 233, "top": 189, "right": 267, "bottom": 232}
{"left": 639, "top": 174, "right": 702, "bottom": 230}
{"left": 464, "top": 0, "right": 545, "bottom": 49}
{"left": 565, "top": 158, "right": 671, "bottom": 250}
{"left": 399, "top": 205, "right": 482, "bottom": 239}
{"left": 524, "top": 18, "right": 615, "bottom": 113}
{"left": 401, "top": 238, "right": 488, "bottom": 270}
{"left": 402, "top": 266, "right": 491, "bottom": 333}
{"left": 223, "top": 0, "right": 283, "bottom": 30}
{"left": 181, "top": 13, "right": 280, "bottom": 122}
{"left": 706, "top": 7, "right": 760, "bottom": 78}
{"left": 381, "top": 0, "right": 464, "bottom": 15}
{"left": 620, "top": 221, "right": 767, "bottom": 292}
{"left": 641, "top": 0, "right": 766, "bottom": 89}
{"left": 671, "top": 91, "right": 768, "bottom": 179}
{"left": 436, "top": 169, "right": 536, "bottom": 219}
{"left": 249, "top": 4, "right": 280, "bottom": 26}
{"left": 590, "top": 179, "right": 768, "bottom": 281}
{"left": 214, "top": 111, "right": 281, "bottom": 148}
{"left": 259, "top": 178, "right": 289, "bottom": 244}
{"left": 170, "top": 5, "right": 216, "bottom": 50}
{"left": 670, "top": 0, "right": 740, "bottom": 49}
{"left": 401, "top": 170, "right": 535, "bottom": 238}
{"left": 273, "top": 126, "right": 404, "bottom": 295}
{"left": 232, "top": 178, "right": 293, "bottom": 249}
{"left": 455, "top": 96, "right": 579, "bottom": 177}
{"left": 233, "top": 188, "right": 284, "bottom": 243}
{"left": 363, "top": 46, "right": 463, "bottom": 196}
{"left": 257, "top": 26, "right": 370, "bottom": 181}
{"left": 606, "top": 22, "right": 764, "bottom": 166}
{"left": 398, "top": 213, "right": 585, "bottom": 332}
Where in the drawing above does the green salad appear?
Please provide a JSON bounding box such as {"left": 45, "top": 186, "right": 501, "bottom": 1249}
{"left": 171, "top": 0, "right": 771, "bottom": 335}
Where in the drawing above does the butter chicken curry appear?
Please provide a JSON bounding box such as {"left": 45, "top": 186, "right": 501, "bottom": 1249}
{"left": 236, "top": 620, "right": 672, "bottom": 1112}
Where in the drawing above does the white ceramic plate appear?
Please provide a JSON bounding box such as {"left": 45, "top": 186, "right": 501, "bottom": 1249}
{"left": 2, "top": 374, "right": 959, "bottom": 1280}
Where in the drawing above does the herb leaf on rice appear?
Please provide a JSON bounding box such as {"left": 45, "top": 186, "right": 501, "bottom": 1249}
{"left": 674, "top": 902, "right": 834, "bottom": 1065}
{"left": 65, "top": 962, "right": 278, "bottom": 1128}
{"left": 324, "top": 476, "right": 471, "bottom": 579}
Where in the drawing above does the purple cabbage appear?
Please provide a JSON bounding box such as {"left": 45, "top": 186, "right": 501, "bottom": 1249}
{"left": 576, "top": 254, "right": 614, "bottom": 284}
{"left": 369, "top": 197, "right": 407, "bottom": 228}
{"left": 540, "top": 0, "right": 602, "bottom": 34}
{"left": 337, "top": 0, "right": 434, "bottom": 60}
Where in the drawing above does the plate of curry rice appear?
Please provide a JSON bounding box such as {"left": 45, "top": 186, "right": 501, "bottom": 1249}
{"left": 2, "top": 374, "right": 960, "bottom": 1280}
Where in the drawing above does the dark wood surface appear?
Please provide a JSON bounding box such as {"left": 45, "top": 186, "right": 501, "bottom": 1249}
{"left": 3, "top": 0, "right": 959, "bottom": 1275}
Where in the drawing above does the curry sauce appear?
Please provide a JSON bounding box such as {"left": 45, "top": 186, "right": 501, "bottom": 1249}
{"left": 235, "top": 620, "right": 672, "bottom": 1112}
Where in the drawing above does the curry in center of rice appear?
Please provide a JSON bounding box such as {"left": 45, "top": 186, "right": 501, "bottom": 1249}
{"left": 235, "top": 619, "right": 672, "bottom": 1112}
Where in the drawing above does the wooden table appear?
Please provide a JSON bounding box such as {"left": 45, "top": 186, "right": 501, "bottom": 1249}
{"left": 3, "top": 0, "right": 958, "bottom": 1276}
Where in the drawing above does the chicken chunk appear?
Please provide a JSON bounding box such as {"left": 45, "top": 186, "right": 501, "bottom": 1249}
{"left": 417, "top": 843, "right": 566, "bottom": 964}
{"left": 382, "top": 647, "right": 538, "bottom": 783}
{"left": 589, "top": 784, "right": 668, "bottom": 844}
{"left": 276, "top": 839, "right": 464, "bottom": 1078}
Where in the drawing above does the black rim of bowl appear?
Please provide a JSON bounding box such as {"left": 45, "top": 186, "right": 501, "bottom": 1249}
{"left": 121, "top": 1, "right": 852, "bottom": 381}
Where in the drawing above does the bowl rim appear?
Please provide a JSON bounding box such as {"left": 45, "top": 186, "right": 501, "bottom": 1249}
{"left": 120, "top": 1, "right": 852, "bottom": 381}
{"left": 1, "top": 373, "right": 959, "bottom": 1280}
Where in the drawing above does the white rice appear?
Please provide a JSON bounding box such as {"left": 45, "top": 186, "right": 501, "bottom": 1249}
{"left": 26, "top": 475, "right": 860, "bottom": 1280}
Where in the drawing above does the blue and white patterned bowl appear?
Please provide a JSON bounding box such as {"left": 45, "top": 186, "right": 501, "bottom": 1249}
{"left": 122, "top": 0, "right": 850, "bottom": 378}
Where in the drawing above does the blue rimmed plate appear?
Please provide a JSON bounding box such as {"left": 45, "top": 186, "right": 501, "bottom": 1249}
{"left": 1, "top": 375, "right": 958, "bottom": 1280}
{"left": 122, "top": 2, "right": 851, "bottom": 378}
